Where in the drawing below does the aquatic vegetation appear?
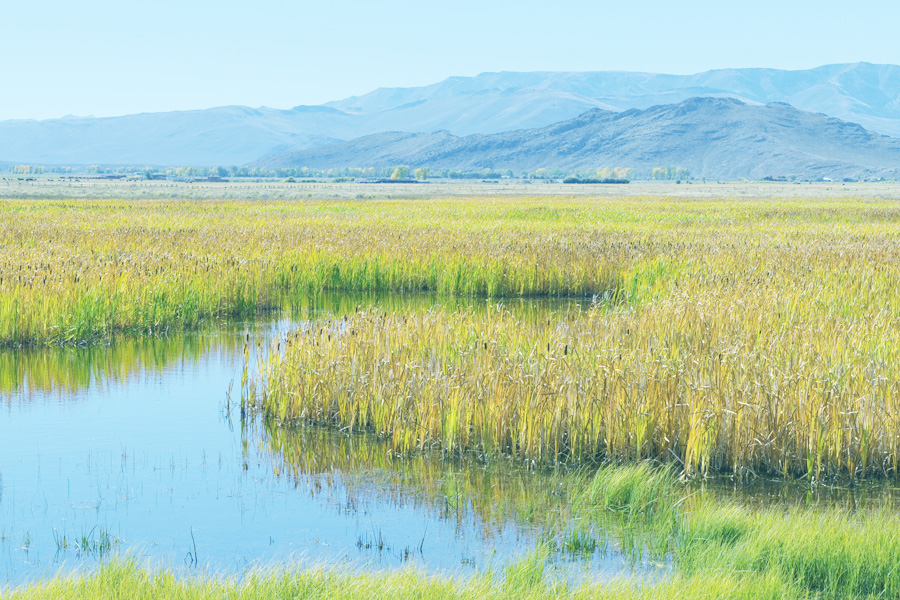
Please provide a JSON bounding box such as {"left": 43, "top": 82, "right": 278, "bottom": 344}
{"left": 677, "top": 502, "right": 900, "bottom": 598}
{"left": 1, "top": 557, "right": 800, "bottom": 600}
{"left": 256, "top": 425, "right": 900, "bottom": 598}
{"left": 6, "top": 195, "right": 900, "bottom": 348}
{"left": 255, "top": 294, "right": 900, "bottom": 478}
{"left": 7, "top": 193, "right": 900, "bottom": 595}
{"left": 0, "top": 197, "right": 654, "bottom": 346}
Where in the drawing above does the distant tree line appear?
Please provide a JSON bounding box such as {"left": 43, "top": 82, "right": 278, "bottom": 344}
{"left": 8, "top": 165, "right": 45, "bottom": 174}
{"left": 7, "top": 163, "right": 698, "bottom": 181}
{"left": 650, "top": 166, "right": 691, "bottom": 180}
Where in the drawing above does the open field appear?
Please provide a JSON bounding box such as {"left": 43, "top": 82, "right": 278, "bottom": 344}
{"left": 4, "top": 192, "right": 900, "bottom": 348}
{"left": 4, "top": 175, "right": 900, "bottom": 200}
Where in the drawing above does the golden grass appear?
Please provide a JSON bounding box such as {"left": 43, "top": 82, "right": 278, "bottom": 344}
{"left": 6, "top": 194, "right": 900, "bottom": 348}
{"left": 241, "top": 194, "right": 900, "bottom": 479}
{"left": 7, "top": 195, "right": 900, "bottom": 478}
{"left": 254, "top": 298, "right": 900, "bottom": 478}
{"left": 0, "top": 196, "right": 673, "bottom": 346}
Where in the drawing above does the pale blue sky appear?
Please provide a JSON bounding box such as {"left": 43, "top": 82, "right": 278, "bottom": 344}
{"left": 3, "top": 0, "right": 899, "bottom": 120}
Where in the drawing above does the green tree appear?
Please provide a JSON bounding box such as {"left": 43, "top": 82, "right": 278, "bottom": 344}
{"left": 413, "top": 167, "right": 429, "bottom": 180}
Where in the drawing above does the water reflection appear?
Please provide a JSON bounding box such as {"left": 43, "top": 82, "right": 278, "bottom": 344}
{"left": 254, "top": 419, "right": 581, "bottom": 536}
{"left": 0, "top": 332, "right": 223, "bottom": 400}
{"left": 3, "top": 294, "right": 897, "bottom": 589}
{"left": 0, "top": 296, "right": 625, "bottom": 589}
{"left": 694, "top": 476, "right": 900, "bottom": 513}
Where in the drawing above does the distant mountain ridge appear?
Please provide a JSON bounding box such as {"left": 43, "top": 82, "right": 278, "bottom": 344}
{"left": 2, "top": 62, "right": 900, "bottom": 165}
{"left": 256, "top": 97, "right": 900, "bottom": 180}
{"left": 326, "top": 63, "right": 900, "bottom": 137}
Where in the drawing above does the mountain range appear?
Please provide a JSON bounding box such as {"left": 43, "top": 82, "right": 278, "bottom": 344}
{"left": 2, "top": 62, "right": 900, "bottom": 168}
{"left": 255, "top": 97, "right": 900, "bottom": 180}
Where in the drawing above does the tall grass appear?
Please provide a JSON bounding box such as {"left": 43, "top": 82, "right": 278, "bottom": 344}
{"left": 0, "top": 197, "right": 668, "bottom": 346}
{"left": 10, "top": 196, "right": 900, "bottom": 474}
{"left": 7, "top": 195, "right": 900, "bottom": 347}
{"left": 677, "top": 501, "right": 900, "bottom": 597}
{"left": 254, "top": 297, "right": 900, "bottom": 479}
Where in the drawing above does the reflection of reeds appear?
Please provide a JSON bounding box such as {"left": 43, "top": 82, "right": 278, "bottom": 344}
{"left": 255, "top": 419, "right": 586, "bottom": 533}
{"left": 254, "top": 419, "right": 687, "bottom": 560}
{"left": 0, "top": 331, "right": 221, "bottom": 398}
{"left": 253, "top": 424, "right": 900, "bottom": 597}
{"left": 256, "top": 296, "right": 900, "bottom": 479}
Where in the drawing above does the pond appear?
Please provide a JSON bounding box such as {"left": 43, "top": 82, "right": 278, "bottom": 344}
{"left": 0, "top": 297, "right": 667, "bottom": 587}
{"left": 3, "top": 296, "right": 898, "bottom": 588}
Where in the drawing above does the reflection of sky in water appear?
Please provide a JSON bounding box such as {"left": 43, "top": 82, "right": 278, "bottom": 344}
{"left": 0, "top": 310, "right": 657, "bottom": 588}
{"left": 5, "top": 302, "right": 893, "bottom": 589}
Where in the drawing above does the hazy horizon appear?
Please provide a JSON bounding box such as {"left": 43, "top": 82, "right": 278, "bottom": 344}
{"left": 4, "top": 0, "right": 900, "bottom": 121}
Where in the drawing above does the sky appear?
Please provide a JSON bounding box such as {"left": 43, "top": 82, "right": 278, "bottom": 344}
{"left": 2, "top": 0, "right": 900, "bottom": 121}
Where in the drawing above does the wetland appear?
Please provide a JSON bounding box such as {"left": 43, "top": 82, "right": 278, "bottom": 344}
{"left": 4, "top": 185, "right": 900, "bottom": 598}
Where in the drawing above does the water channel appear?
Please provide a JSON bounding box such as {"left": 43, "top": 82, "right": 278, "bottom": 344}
{"left": 2, "top": 296, "right": 898, "bottom": 588}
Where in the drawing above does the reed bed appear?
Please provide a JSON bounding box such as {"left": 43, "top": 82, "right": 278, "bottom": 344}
{"left": 255, "top": 287, "right": 900, "bottom": 479}
{"left": 10, "top": 196, "right": 900, "bottom": 475}
{"left": 6, "top": 195, "right": 900, "bottom": 347}
{"left": 0, "top": 196, "right": 683, "bottom": 346}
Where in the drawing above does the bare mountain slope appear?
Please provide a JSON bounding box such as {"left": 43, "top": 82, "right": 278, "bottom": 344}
{"left": 257, "top": 97, "right": 900, "bottom": 180}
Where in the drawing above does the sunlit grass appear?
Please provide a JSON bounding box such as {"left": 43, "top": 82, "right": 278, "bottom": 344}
{"left": 8, "top": 194, "right": 900, "bottom": 477}
{"left": 6, "top": 195, "right": 900, "bottom": 347}
{"left": 254, "top": 294, "right": 900, "bottom": 479}
{"left": 2, "top": 557, "right": 801, "bottom": 600}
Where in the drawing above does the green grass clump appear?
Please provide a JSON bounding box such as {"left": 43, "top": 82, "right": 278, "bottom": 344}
{"left": 678, "top": 504, "right": 900, "bottom": 598}
{"left": 2, "top": 558, "right": 800, "bottom": 600}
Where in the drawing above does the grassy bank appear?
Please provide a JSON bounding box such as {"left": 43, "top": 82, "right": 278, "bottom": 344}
{"left": 2, "top": 558, "right": 795, "bottom": 600}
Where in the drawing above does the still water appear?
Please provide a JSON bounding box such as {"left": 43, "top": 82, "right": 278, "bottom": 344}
{"left": 4, "top": 298, "right": 896, "bottom": 588}
{"left": 1, "top": 298, "right": 664, "bottom": 587}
